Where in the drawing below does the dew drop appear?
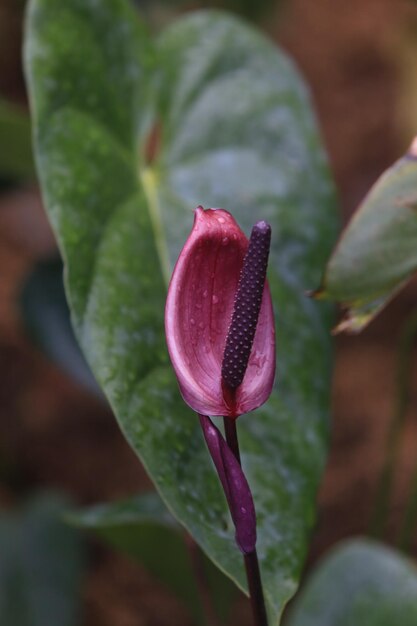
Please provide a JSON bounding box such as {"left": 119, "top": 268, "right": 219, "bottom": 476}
{"left": 203, "top": 290, "right": 208, "bottom": 298}
{"left": 190, "top": 318, "right": 195, "bottom": 325}
{"left": 217, "top": 216, "right": 225, "bottom": 224}
{"left": 222, "top": 236, "right": 229, "bottom": 246}
{"left": 212, "top": 294, "right": 219, "bottom": 304}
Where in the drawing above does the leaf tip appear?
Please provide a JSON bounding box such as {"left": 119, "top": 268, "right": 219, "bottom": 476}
{"left": 332, "top": 310, "right": 372, "bottom": 335}
{"left": 306, "top": 285, "right": 327, "bottom": 300}
{"left": 407, "top": 135, "right": 417, "bottom": 161}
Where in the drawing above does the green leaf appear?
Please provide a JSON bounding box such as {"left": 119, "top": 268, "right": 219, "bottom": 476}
{"left": 25, "top": 2, "right": 337, "bottom": 622}
{"left": 0, "top": 98, "right": 35, "bottom": 181}
{"left": 0, "top": 493, "right": 84, "bottom": 626}
{"left": 20, "top": 257, "right": 101, "bottom": 396}
{"left": 316, "top": 144, "right": 417, "bottom": 332}
{"left": 287, "top": 539, "right": 417, "bottom": 626}
{"left": 70, "top": 491, "right": 236, "bottom": 623}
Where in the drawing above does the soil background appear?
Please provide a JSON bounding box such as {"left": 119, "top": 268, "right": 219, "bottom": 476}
{"left": 2, "top": 0, "right": 417, "bottom": 624}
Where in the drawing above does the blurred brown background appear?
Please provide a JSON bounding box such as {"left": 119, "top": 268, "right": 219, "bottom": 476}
{"left": 2, "top": 0, "right": 417, "bottom": 624}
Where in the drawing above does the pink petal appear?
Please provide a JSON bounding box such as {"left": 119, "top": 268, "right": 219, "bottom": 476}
{"left": 165, "top": 207, "right": 275, "bottom": 417}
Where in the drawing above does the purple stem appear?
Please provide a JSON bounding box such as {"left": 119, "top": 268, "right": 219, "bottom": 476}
{"left": 223, "top": 417, "right": 268, "bottom": 626}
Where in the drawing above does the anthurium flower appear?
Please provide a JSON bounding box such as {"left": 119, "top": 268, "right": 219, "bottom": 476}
{"left": 165, "top": 206, "right": 275, "bottom": 418}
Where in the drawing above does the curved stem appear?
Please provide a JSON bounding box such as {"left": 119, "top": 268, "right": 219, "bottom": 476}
{"left": 184, "top": 534, "right": 222, "bottom": 626}
{"left": 397, "top": 311, "right": 417, "bottom": 551}
{"left": 370, "top": 309, "right": 417, "bottom": 538}
{"left": 399, "top": 467, "right": 417, "bottom": 552}
{"left": 223, "top": 417, "right": 268, "bottom": 626}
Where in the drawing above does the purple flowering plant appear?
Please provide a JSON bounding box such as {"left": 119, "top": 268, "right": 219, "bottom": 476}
{"left": 20, "top": 0, "right": 373, "bottom": 623}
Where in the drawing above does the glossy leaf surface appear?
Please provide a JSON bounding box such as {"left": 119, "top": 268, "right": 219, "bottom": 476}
{"left": 26, "top": 2, "right": 337, "bottom": 621}
{"left": 318, "top": 145, "right": 417, "bottom": 332}
{"left": 0, "top": 493, "right": 84, "bottom": 626}
{"left": 288, "top": 540, "right": 417, "bottom": 626}
{"left": 70, "top": 491, "right": 236, "bottom": 623}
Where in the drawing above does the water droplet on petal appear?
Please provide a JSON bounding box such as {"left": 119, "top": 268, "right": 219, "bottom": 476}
{"left": 190, "top": 318, "right": 195, "bottom": 325}
{"left": 217, "top": 216, "right": 225, "bottom": 224}
{"left": 212, "top": 294, "right": 219, "bottom": 304}
{"left": 222, "top": 236, "right": 229, "bottom": 246}
{"left": 203, "top": 290, "right": 208, "bottom": 298}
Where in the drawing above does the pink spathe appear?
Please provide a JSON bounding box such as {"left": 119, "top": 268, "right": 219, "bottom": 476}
{"left": 165, "top": 206, "right": 276, "bottom": 418}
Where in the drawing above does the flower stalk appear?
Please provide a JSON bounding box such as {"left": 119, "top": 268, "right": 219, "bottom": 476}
{"left": 218, "top": 221, "right": 271, "bottom": 625}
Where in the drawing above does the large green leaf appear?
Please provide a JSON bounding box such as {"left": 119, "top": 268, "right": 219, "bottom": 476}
{"left": 25, "top": 2, "right": 337, "bottom": 622}
{"left": 316, "top": 145, "right": 417, "bottom": 332}
{"left": 69, "top": 491, "right": 236, "bottom": 623}
{"left": 287, "top": 539, "right": 417, "bottom": 626}
{"left": 0, "top": 493, "right": 84, "bottom": 626}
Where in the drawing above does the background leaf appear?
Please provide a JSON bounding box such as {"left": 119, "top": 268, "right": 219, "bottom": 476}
{"left": 287, "top": 539, "right": 417, "bottom": 626}
{"left": 70, "top": 491, "right": 236, "bottom": 623}
{"left": 20, "top": 257, "right": 101, "bottom": 396}
{"left": 317, "top": 145, "right": 417, "bottom": 332}
{"left": 26, "top": 2, "right": 337, "bottom": 622}
{"left": 0, "top": 493, "right": 84, "bottom": 626}
{"left": 0, "top": 98, "right": 35, "bottom": 181}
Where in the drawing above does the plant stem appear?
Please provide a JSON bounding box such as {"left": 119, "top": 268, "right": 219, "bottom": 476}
{"left": 223, "top": 416, "right": 241, "bottom": 464}
{"left": 223, "top": 417, "right": 268, "bottom": 626}
{"left": 184, "top": 534, "right": 221, "bottom": 626}
{"left": 399, "top": 465, "right": 417, "bottom": 552}
{"left": 398, "top": 311, "right": 417, "bottom": 552}
{"left": 370, "top": 310, "right": 417, "bottom": 539}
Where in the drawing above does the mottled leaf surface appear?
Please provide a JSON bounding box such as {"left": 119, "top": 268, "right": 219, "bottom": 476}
{"left": 288, "top": 540, "right": 417, "bottom": 626}
{"left": 26, "top": 2, "right": 337, "bottom": 621}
